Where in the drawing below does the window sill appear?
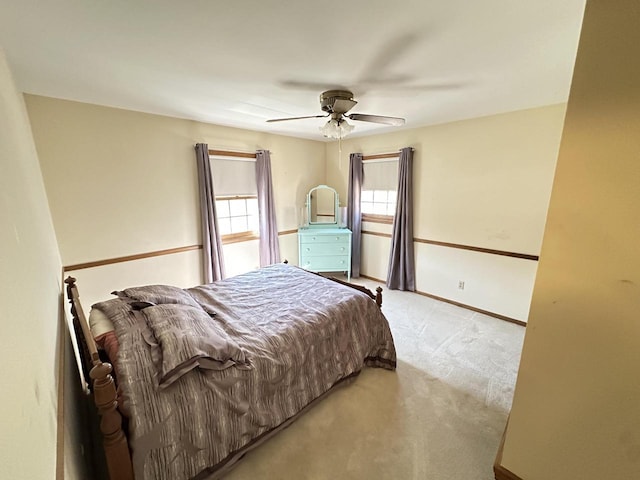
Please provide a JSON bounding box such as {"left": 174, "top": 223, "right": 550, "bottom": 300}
{"left": 221, "top": 232, "right": 259, "bottom": 245}
{"left": 362, "top": 214, "right": 394, "bottom": 225}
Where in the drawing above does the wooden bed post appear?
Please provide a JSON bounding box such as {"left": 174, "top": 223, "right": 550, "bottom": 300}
{"left": 90, "top": 362, "right": 133, "bottom": 480}
{"left": 64, "top": 277, "right": 134, "bottom": 480}
{"left": 375, "top": 287, "right": 383, "bottom": 308}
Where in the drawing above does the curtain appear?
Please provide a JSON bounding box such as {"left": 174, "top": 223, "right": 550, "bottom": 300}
{"left": 347, "top": 153, "right": 364, "bottom": 278}
{"left": 387, "top": 147, "right": 415, "bottom": 291}
{"left": 195, "top": 143, "right": 225, "bottom": 283}
{"left": 256, "top": 149, "right": 281, "bottom": 267}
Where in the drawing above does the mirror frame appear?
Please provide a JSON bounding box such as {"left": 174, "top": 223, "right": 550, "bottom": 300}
{"left": 307, "top": 184, "right": 339, "bottom": 226}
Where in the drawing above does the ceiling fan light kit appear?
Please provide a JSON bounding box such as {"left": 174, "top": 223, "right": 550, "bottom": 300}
{"left": 267, "top": 89, "right": 406, "bottom": 139}
{"left": 320, "top": 118, "right": 354, "bottom": 139}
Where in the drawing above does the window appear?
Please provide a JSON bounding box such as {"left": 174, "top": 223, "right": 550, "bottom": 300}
{"left": 361, "top": 158, "right": 398, "bottom": 224}
{"left": 215, "top": 196, "right": 259, "bottom": 237}
{"left": 210, "top": 155, "right": 259, "bottom": 243}
{"left": 361, "top": 189, "right": 397, "bottom": 216}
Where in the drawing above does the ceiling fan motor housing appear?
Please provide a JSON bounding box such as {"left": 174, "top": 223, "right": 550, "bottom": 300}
{"left": 320, "top": 90, "right": 356, "bottom": 114}
{"left": 266, "top": 89, "right": 403, "bottom": 127}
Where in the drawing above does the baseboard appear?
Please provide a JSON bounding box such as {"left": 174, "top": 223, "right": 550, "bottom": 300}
{"left": 494, "top": 463, "right": 523, "bottom": 480}
{"left": 493, "top": 419, "right": 524, "bottom": 480}
{"left": 358, "top": 274, "right": 526, "bottom": 327}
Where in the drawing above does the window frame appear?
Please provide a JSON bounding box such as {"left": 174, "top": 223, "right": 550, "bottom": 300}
{"left": 361, "top": 155, "right": 399, "bottom": 224}
{"left": 215, "top": 194, "right": 260, "bottom": 244}
{"left": 362, "top": 212, "right": 395, "bottom": 224}
{"left": 208, "top": 150, "right": 260, "bottom": 245}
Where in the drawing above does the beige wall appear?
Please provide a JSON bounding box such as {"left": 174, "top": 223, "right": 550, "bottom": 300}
{"left": 502, "top": 1, "right": 640, "bottom": 478}
{"left": 326, "top": 104, "right": 566, "bottom": 321}
{"left": 26, "top": 95, "right": 566, "bottom": 321}
{"left": 0, "top": 51, "right": 62, "bottom": 479}
{"left": 26, "top": 95, "right": 325, "bottom": 307}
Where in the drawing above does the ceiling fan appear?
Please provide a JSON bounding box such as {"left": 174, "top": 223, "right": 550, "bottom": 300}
{"left": 266, "top": 90, "right": 405, "bottom": 138}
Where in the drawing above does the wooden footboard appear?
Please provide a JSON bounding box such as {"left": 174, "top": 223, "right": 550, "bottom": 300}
{"left": 326, "top": 275, "right": 383, "bottom": 308}
{"left": 65, "top": 277, "right": 134, "bottom": 480}
{"left": 285, "top": 260, "right": 383, "bottom": 308}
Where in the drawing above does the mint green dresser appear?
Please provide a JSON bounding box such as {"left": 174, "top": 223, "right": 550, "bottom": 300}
{"left": 298, "top": 227, "right": 352, "bottom": 281}
{"left": 298, "top": 184, "right": 352, "bottom": 280}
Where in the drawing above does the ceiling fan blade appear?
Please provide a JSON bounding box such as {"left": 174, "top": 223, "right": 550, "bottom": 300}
{"left": 279, "top": 80, "right": 345, "bottom": 91}
{"left": 347, "top": 113, "right": 405, "bottom": 126}
{"left": 266, "top": 114, "right": 328, "bottom": 123}
{"left": 368, "top": 82, "right": 466, "bottom": 93}
{"left": 357, "top": 33, "right": 420, "bottom": 85}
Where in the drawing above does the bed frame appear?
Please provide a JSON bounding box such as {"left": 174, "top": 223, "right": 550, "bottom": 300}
{"left": 65, "top": 276, "right": 134, "bottom": 480}
{"left": 64, "top": 269, "right": 383, "bottom": 480}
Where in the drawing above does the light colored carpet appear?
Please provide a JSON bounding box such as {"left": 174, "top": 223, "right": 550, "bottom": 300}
{"left": 225, "top": 280, "right": 525, "bottom": 479}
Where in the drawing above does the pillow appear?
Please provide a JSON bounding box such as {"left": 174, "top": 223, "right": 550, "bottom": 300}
{"left": 140, "top": 303, "right": 251, "bottom": 388}
{"left": 95, "top": 331, "right": 120, "bottom": 368}
{"left": 89, "top": 306, "right": 120, "bottom": 371}
{"left": 89, "top": 307, "right": 116, "bottom": 338}
{"left": 116, "top": 284, "right": 201, "bottom": 309}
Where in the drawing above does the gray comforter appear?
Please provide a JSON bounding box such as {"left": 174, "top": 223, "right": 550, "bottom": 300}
{"left": 94, "top": 264, "right": 396, "bottom": 480}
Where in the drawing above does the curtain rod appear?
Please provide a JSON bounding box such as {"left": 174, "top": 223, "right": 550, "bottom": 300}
{"left": 362, "top": 152, "right": 400, "bottom": 161}
{"left": 208, "top": 149, "right": 257, "bottom": 158}
{"left": 362, "top": 147, "right": 414, "bottom": 161}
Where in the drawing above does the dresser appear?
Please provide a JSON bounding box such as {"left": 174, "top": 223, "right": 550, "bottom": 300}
{"left": 298, "top": 227, "right": 352, "bottom": 281}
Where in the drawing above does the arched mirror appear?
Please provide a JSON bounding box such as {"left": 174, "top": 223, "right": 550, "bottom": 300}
{"left": 307, "top": 185, "right": 339, "bottom": 225}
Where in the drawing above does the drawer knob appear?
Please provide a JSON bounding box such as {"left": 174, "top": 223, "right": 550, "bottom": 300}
{"left": 306, "top": 248, "right": 310, "bottom": 252}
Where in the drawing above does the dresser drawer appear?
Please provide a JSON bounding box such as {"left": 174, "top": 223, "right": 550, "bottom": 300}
{"left": 300, "top": 255, "right": 350, "bottom": 271}
{"left": 299, "top": 233, "right": 350, "bottom": 245}
{"left": 299, "top": 243, "right": 349, "bottom": 256}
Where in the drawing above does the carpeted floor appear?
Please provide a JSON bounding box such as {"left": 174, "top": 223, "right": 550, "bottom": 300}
{"left": 226, "top": 280, "right": 525, "bottom": 479}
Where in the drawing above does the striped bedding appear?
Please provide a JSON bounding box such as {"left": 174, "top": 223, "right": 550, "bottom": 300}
{"left": 94, "top": 263, "right": 396, "bottom": 480}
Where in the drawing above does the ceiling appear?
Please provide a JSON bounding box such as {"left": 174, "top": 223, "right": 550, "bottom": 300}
{"left": 0, "top": 0, "right": 585, "bottom": 141}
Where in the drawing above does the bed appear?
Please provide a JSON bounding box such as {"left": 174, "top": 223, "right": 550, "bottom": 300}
{"left": 65, "top": 263, "right": 397, "bottom": 480}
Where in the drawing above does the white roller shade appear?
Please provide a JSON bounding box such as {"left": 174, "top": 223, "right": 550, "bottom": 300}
{"left": 363, "top": 160, "right": 399, "bottom": 190}
{"left": 210, "top": 157, "right": 257, "bottom": 196}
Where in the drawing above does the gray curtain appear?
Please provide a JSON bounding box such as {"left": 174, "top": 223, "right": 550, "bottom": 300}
{"left": 256, "top": 149, "right": 281, "bottom": 267}
{"left": 347, "top": 153, "right": 364, "bottom": 278}
{"left": 195, "top": 143, "right": 225, "bottom": 283}
{"left": 387, "top": 147, "right": 415, "bottom": 291}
